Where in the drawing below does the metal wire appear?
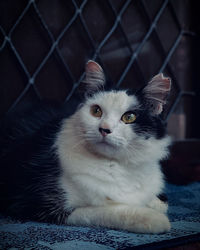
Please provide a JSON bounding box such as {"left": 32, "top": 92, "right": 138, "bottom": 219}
{"left": 0, "top": 0, "right": 197, "bottom": 121}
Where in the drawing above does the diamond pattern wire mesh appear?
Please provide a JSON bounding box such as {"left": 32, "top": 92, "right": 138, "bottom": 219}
{"left": 0, "top": 0, "right": 198, "bottom": 138}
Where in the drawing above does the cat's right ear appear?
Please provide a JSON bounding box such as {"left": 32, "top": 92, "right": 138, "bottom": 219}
{"left": 142, "top": 73, "right": 171, "bottom": 115}
{"left": 82, "top": 60, "right": 105, "bottom": 94}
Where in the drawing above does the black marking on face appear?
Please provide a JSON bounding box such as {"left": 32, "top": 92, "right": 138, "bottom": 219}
{"left": 132, "top": 109, "right": 166, "bottom": 139}
{"left": 126, "top": 94, "right": 166, "bottom": 140}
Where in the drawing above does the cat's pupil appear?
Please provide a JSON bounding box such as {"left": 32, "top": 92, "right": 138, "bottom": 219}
{"left": 95, "top": 107, "right": 100, "bottom": 113}
{"left": 127, "top": 114, "right": 133, "bottom": 120}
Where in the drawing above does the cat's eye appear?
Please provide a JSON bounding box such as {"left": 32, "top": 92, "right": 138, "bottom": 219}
{"left": 90, "top": 105, "right": 102, "bottom": 118}
{"left": 121, "top": 112, "right": 136, "bottom": 124}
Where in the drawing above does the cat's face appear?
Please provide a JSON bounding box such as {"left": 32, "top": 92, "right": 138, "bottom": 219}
{"left": 75, "top": 61, "right": 171, "bottom": 159}
{"left": 78, "top": 91, "right": 140, "bottom": 156}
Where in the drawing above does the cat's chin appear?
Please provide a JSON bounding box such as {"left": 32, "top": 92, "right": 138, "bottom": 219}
{"left": 89, "top": 139, "right": 121, "bottom": 158}
{"left": 97, "top": 139, "right": 115, "bottom": 147}
{"left": 97, "top": 136, "right": 120, "bottom": 148}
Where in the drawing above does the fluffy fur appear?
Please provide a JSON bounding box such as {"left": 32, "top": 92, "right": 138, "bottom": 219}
{"left": 0, "top": 61, "right": 171, "bottom": 233}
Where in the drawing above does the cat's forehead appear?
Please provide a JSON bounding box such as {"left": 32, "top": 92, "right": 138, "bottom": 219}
{"left": 87, "top": 90, "right": 139, "bottom": 112}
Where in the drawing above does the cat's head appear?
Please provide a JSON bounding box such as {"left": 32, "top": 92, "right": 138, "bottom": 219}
{"left": 76, "top": 60, "right": 171, "bottom": 160}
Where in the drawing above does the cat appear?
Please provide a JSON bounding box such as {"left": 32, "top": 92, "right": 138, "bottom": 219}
{"left": 0, "top": 60, "right": 171, "bottom": 234}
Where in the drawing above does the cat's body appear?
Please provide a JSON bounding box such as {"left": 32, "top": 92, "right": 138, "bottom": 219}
{"left": 0, "top": 61, "right": 171, "bottom": 233}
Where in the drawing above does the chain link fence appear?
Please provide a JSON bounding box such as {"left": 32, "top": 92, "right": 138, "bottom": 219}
{"left": 0, "top": 0, "right": 199, "bottom": 139}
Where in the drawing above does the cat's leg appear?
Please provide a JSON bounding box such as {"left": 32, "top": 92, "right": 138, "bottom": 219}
{"left": 67, "top": 205, "right": 170, "bottom": 234}
{"left": 147, "top": 197, "right": 168, "bottom": 214}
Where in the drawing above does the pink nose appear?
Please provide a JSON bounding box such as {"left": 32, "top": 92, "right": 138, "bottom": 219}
{"left": 99, "top": 127, "right": 112, "bottom": 136}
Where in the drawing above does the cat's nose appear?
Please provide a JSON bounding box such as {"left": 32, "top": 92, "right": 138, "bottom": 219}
{"left": 99, "top": 127, "right": 112, "bottom": 136}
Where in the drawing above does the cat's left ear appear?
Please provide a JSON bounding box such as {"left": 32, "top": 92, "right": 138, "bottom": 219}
{"left": 83, "top": 60, "right": 105, "bottom": 94}
{"left": 142, "top": 73, "right": 171, "bottom": 115}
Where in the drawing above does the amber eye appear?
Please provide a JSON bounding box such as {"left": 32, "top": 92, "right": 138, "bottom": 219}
{"left": 90, "top": 105, "right": 102, "bottom": 118}
{"left": 121, "top": 112, "right": 136, "bottom": 124}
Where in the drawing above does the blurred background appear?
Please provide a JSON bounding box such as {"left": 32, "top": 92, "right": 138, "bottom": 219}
{"left": 0, "top": 0, "right": 200, "bottom": 184}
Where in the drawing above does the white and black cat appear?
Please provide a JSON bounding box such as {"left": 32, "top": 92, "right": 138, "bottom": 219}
{"left": 0, "top": 61, "right": 171, "bottom": 234}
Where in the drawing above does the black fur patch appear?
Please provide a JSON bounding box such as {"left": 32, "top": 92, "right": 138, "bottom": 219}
{"left": 126, "top": 89, "right": 167, "bottom": 140}
{"left": 0, "top": 102, "right": 74, "bottom": 224}
{"left": 131, "top": 108, "right": 166, "bottom": 139}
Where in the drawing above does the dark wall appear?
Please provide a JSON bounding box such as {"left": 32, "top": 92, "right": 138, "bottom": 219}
{"left": 191, "top": 1, "right": 200, "bottom": 138}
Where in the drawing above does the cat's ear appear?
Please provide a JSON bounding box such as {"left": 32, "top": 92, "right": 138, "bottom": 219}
{"left": 143, "top": 73, "right": 171, "bottom": 115}
{"left": 83, "top": 60, "right": 105, "bottom": 94}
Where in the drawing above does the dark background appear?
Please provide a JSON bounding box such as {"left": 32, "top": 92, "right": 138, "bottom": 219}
{"left": 0, "top": 0, "right": 200, "bottom": 184}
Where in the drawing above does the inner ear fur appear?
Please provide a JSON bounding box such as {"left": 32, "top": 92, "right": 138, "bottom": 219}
{"left": 82, "top": 60, "right": 105, "bottom": 94}
{"left": 143, "top": 73, "right": 171, "bottom": 115}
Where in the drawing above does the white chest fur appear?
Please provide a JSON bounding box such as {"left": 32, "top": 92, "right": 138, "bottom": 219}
{"left": 61, "top": 156, "right": 163, "bottom": 209}
{"left": 55, "top": 117, "right": 167, "bottom": 210}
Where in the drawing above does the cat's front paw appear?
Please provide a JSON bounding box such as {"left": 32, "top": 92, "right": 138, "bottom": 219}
{"left": 125, "top": 209, "right": 171, "bottom": 234}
